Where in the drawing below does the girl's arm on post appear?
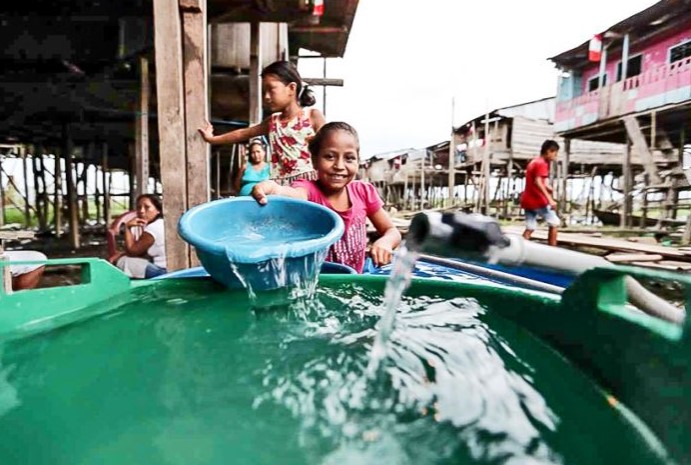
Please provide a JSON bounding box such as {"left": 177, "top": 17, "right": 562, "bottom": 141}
{"left": 251, "top": 180, "right": 309, "bottom": 205}
{"left": 368, "top": 208, "right": 402, "bottom": 266}
{"left": 198, "top": 119, "right": 269, "bottom": 146}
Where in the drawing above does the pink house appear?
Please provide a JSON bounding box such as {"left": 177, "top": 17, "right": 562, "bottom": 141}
{"left": 548, "top": 0, "right": 691, "bottom": 228}
{"left": 551, "top": 0, "right": 690, "bottom": 134}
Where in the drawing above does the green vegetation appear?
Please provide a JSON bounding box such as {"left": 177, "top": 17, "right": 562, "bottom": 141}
{"left": 1, "top": 201, "right": 129, "bottom": 228}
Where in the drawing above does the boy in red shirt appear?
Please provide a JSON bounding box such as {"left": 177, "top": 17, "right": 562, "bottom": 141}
{"left": 520, "top": 140, "right": 560, "bottom": 246}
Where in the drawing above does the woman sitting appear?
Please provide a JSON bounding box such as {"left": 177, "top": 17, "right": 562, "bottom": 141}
{"left": 236, "top": 139, "right": 270, "bottom": 196}
{"left": 108, "top": 194, "right": 167, "bottom": 279}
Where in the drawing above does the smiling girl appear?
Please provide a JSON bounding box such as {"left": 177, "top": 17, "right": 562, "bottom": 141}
{"left": 251, "top": 122, "right": 401, "bottom": 272}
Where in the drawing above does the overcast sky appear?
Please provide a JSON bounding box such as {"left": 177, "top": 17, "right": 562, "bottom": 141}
{"left": 298, "top": 0, "right": 658, "bottom": 157}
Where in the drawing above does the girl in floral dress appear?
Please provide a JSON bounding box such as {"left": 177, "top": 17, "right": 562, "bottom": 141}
{"left": 199, "top": 61, "right": 325, "bottom": 183}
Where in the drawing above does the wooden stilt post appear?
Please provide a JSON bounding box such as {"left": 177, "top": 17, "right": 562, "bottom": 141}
{"left": 249, "top": 21, "right": 263, "bottom": 125}
{"left": 0, "top": 154, "right": 5, "bottom": 227}
{"left": 153, "top": 0, "right": 190, "bottom": 270}
{"left": 21, "top": 146, "right": 31, "bottom": 227}
{"left": 403, "top": 174, "right": 409, "bottom": 211}
{"left": 136, "top": 56, "right": 150, "bottom": 197}
{"left": 561, "top": 139, "right": 570, "bottom": 215}
{"left": 80, "top": 162, "right": 90, "bottom": 225}
{"left": 38, "top": 150, "right": 48, "bottom": 231}
{"left": 181, "top": 0, "right": 210, "bottom": 268}
{"left": 63, "top": 126, "right": 80, "bottom": 249}
{"left": 95, "top": 162, "right": 101, "bottom": 227}
{"left": 621, "top": 138, "right": 632, "bottom": 229}
{"left": 482, "top": 113, "right": 491, "bottom": 215}
{"left": 447, "top": 97, "right": 455, "bottom": 208}
{"left": 102, "top": 142, "right": 111, "bottom": 226}
{"left": 420, "top": 150, "right": 426, "bottom": 210}
{"left": 462, "top": 171, "right": 468, "bottom": 204}
{"left": 54, "top": 151, "right": 62, "bottom": 237}
{"left": 182, "top": 0, "right": 210, "bottom": 210}
{"left": 32, "top": 150, "right": 43, "bottom": 228}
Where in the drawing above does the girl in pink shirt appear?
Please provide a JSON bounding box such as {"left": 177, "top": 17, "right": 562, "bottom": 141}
{"left": 252, "top": 122, "right": 401, "bottom": 272}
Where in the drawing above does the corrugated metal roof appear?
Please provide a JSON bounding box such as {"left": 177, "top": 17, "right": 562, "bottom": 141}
{"left": 549, "top": 0, "right": 691, "bottom": 69}
{"left": 496, "top": 97, "right": 555, "bottom": 122}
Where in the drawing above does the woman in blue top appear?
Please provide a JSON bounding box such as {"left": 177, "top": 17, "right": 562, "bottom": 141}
{"left": 236, "top": 139, "right": 271, "bottom": 196}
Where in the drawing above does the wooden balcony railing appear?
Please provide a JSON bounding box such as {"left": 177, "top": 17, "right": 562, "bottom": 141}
{"left": 555, "top": 57, "right": 691, "bottom": 132}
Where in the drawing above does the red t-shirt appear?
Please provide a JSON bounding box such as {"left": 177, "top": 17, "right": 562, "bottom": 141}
{"left": 521, "top": 156, "right": 551, "bottom": 210}
{"left": 291, "top": 180, "right": 384, "bottom": 273}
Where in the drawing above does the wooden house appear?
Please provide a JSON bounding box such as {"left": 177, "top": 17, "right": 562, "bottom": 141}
{"left": 0, "top": 0, "right": 360, "bottom": 267}
{"left": 549, "top": 0, "right": 691, "bottom": 228}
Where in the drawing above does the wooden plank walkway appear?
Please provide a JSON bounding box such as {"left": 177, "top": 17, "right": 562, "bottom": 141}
{"left": 502, "top": 226, "right": 691, "bottom": 260}
{"left": 372, "top": 214, "right": 691, "bottom": 272}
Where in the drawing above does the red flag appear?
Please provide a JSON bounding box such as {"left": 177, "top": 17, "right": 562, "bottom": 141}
{"left": 589, "top": 34, "right": 602, "bottom": 62}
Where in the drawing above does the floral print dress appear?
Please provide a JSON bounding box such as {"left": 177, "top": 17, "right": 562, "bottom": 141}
{"left": 268, "top": 110, "right": 316, "bottom": 182}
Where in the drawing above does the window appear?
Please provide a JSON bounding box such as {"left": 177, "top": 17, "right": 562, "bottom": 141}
{"left": 616, "top": 54, "right": 642, "bottom": 81}
{"left": 587, "top": 73, "right": 607, "bottom": 92}
{"left": 669, "top": 40, "right": 691, "bottom": 64}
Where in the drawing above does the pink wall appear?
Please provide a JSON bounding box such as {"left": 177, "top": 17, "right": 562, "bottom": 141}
{"left": 581, "top": 26, "right": 691, "bottom": 91}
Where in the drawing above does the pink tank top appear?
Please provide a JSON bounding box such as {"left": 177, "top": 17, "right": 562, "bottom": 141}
{"left": 268, "top": 110, "right": 316, "bottom": 178}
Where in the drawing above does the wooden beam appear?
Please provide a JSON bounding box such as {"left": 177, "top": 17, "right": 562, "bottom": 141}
{"left": 135, "top": 56, "right": 150, "bottom": 196}
{"left": 154, "top": 0, "right": 190, "bottom": 271}
{"left": 182, "top": 0, "right": 210, "bottom": 269}
{"left": 621, "top": 138, "right": 632, "bottom": 228}
{"left": 249, "top": 21, "right": 263, "bottom": 125}
{"left": 623, "top": 115, "right": 661, "bottom": 184}
{"left": 62, "top": 126, "right": 80, "bottom": 249}
{"left": 447, "top": 100, "right": 456, "bottom": 208}
{"left": 289, "top": 26, "right": 347, "bottom": 33}
{"left": 0, "top": 154, "right": 4, "bottom": 227}
{"left": 102, "top": 142, "right": 111, "bottom": 226}
{"left": 182, "top": 0, "right": 210, "bottom": 210}
{"left": 53, "top": 152, "right": 62, "bottom": 237}
{"left": 302, "top": 78, "right": 344, "bottom": 87}
{"left": 21, "top": 146, "right": 31, "bottom": 227}
{"left": 560, "top": 138, "right": 570, "bottom": 212}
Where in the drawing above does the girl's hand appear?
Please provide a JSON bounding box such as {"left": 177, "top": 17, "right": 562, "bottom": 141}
{"left": 251, "top": 181, "right": 277, "bottom": 205}
{"left": 370, "top": 240, "right": 394, "bottom": 267}
{"left": 126, "top": 218, "right": 146, "bottom": 228}
{"left": 198, "top": 122, "right": 214, "bottom": 142}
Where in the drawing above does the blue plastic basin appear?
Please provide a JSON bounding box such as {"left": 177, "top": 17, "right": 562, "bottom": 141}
{"left": 155, "top": 261, "right": 357, "bottom": 280}
{"left": 178, "top": 197, "right": 344, "bottom": 290}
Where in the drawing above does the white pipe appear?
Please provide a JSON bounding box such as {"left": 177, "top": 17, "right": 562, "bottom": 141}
{"left": 409, "top": 212, "right": 685, "bottom": 324}
{"left": 488, "top": 234, "right": 609, "bottom": 273}
{"left": 489, "top": 235, "right": 685, "bottom": 324}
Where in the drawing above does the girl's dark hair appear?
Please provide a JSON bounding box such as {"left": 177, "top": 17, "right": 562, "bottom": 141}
{"left": 308, "top": 122, "right": 360, "bottom": 161}
{"left": 136, "top": 194, "right": 163, "bottom": 220}
{"left": 248, "top": 138, "right": 265, "bottom": 151}
{"left": 261, "top": 60, "right": 316, "bottom": 107}
{"left": 540, "top": 139, "right": 560, "bottom": 155}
